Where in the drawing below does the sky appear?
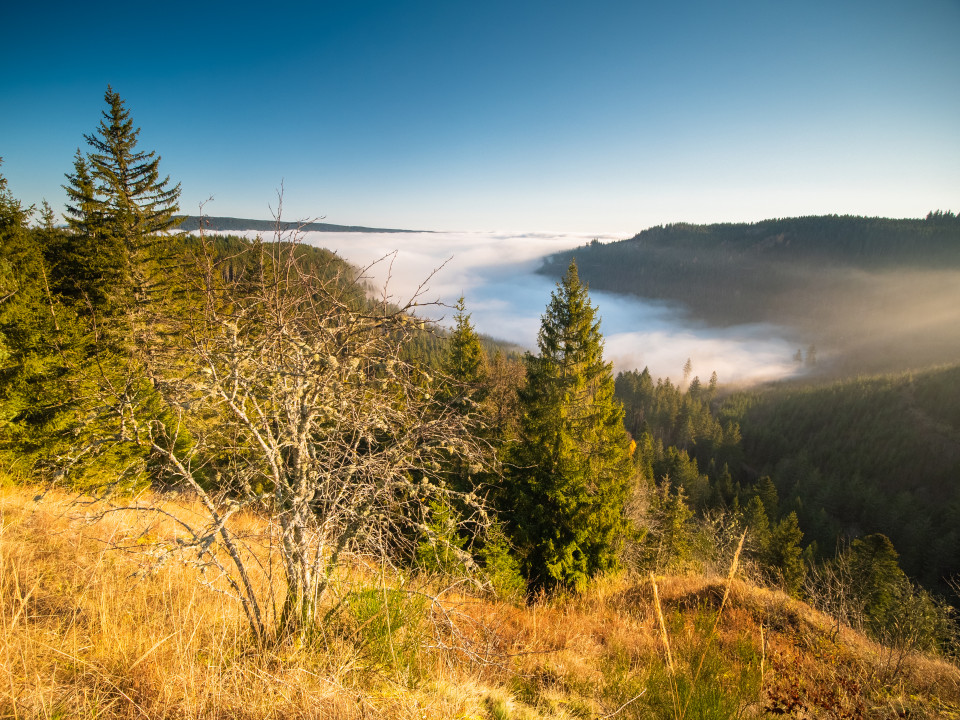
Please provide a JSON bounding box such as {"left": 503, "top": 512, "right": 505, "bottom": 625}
{"left": 2, "top": 0, "right": 959, "bottom": 234}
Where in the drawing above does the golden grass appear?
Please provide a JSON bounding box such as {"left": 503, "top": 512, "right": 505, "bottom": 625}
{"left": 2, "top": 482, "right": 958, "bottom": 719}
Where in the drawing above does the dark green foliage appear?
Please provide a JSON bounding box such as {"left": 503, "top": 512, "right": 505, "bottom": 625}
{"left": 725, "top": 367, "right": 960, "bottom": 595}
{"left": 441, "top": 296, "right": 488, "bottom": 413}
{"left": 743, "top": 496, "right": 770, "bottom": 557}
{"left": 754, "top": 476, "right": 779, "bottom": 522}
{"left": 648, "top": 481, "right": 695, "bottom": 570}
{"left": 507, "top": 261, "right": 634, "bottom": 592}
{"left": 845, "top": 533, "right": 905, "bottom": 633}
{"left": 0, "top": 166, "right": 75, "bottom": 474}
{"left": 59, "top": 150, "right": 126, "bottom": 307}
{"left": 616, "top": 368, "right": 740, "bottom": 473}
{"left": 544, "top": 215, "right": 960, "bottom": 321}
{"left": 415, "top": 500, "right": 468, "bottom": 576}
{"left": 809, "top": 533, "right": 954, "bottom": 653}
{"left": 764, "top": 512, "right": 806, "bottom": 596}
{"left": 83, "top": 87, "right": 181, "bottom": 242}
{"left": 62, "top": 86, "right": 180, "bottom": 311}
{"left": 542, "top": 216, "right": 960, "bottom": 375}
{"left": 653, "top": 446, "right": 709, "bottom": 511}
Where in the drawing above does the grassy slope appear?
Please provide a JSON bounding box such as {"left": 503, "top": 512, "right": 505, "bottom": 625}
{"left": 3, "top": 483, "right": 958, "bottom": 719}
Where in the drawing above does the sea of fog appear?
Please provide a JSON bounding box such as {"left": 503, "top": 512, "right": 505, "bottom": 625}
{"left": 237, "top": 229, "right": 804, "bottom": 385}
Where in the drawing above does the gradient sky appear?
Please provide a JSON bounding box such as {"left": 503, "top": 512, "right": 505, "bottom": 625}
{"left": 2, "top": 0, "right": 958, "bottom": 233}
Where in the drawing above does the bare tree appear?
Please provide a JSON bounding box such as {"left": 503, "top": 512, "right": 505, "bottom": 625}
{"left": 92, "top": 215, "right": 491, "bottom": 640}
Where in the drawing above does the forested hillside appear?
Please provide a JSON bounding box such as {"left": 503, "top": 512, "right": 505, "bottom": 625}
{"left": 2, "top": 87, "right": 959, "bottom": 716}
{"left": 541, "top": 215, "right": 960, "bottom": 375}
{"left": 174, "top": 215, "right": 417, "bottom": 234}
{"left": 721, "top": 365, "right": 960, "bottom": 594}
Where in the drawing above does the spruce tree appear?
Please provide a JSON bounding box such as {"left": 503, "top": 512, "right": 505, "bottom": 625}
{"left": 62, "top": 86, "right": 180, "bottom": 310}
{"left": 0, "top": 164, "right": 85, "bottom": 473}
{"left": 764, "top": 511, "right": 806, "bottom": 595}
{"left": 743, "top": 495, "right": 771, "bottom": 556}
{"left": 60, "top": 150, "right": 125, "bottom": 306}
{"left": 507, "top": 260, "right": 633, "bottom": 592}
{"left": 54, "top": 90, "right": 182, "bottom": 486}
{"left": 442, "top": 296, "right": 488, "bottom": 412}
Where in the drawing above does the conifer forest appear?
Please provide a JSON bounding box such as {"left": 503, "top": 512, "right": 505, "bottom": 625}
{"left": 2, "top": 88, "right": 960, "bottom": 718}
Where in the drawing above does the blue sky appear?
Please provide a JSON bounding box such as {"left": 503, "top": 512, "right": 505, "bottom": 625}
{"left": 2, "top": 0, "right": 958, "bottom": 233}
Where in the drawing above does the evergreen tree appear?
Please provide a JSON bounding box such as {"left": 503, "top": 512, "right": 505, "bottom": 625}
{"left": 62, "top": 86, "right": 180, "bottom": 310}
{"left": 52, "top": 89, "right": 184, "bottom": 486}
{"left": 653, "top": 481, "right": 694, "bottom": 570}
{"left": 743, "top": 495, "right": 771, "bottom": 557}
{"left": 486, "top": 349, "right": 525, "bottom": 446}
{"left": 755, "top": 476, "right": 780, "bottom": 522}
{"left": 0, "top": 160, "right": 36, "bottom": 367}
{"left": 845, "top": 533, "right": 905, "bottom": 633}
{"left": 59, "top": 150, "right": 125, "bottom": 306}
{"left": 507, "top": 260, "right": 633, "bottom": 592}
{"left": 0, "top": 164, "right": 85, "bottom": 475}
{"left": 441, "top": 296, "right": 488, "bottom": 411}
{"left": 438, "top": 296, "right": 490, "bottom": 497}
{"left": 764, "top": 511, "right": 806, "bottom": 595}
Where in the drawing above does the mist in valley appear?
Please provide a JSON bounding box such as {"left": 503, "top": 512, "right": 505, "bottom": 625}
{"left": 541, "top": 230, "right": 960, "bottom": 381}
{"left": 274, "top": 229, "right": 810, "bottom": 385}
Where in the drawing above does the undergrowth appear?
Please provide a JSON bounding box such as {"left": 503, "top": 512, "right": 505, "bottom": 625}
{"left": 2, "top": 483, "right": 959, "bottom": 719}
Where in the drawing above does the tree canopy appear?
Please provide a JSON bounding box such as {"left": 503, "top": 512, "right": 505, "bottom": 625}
{"left": 507, "top": 260, "right": 634, "bottom": 592}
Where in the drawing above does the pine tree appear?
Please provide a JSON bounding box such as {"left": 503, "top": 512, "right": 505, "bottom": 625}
{"left": 59, "top": 150, "right": 125, "bottom": 306}
{"left": 507, "top": 260, "right": 633, "bottom": 592}
{"left": 0, "top": 159, "right": 36, "bottom": 362}
{"left": 845, "top": 533, "right": 905, "bottom": 633}
{"left": 62, "top": 86, "right": 180, "bottom": 310}
{"left": 764, "top": 511, "right": 806, "bottom": 595}
{"left": 441, "top": 296, "right": 488, "bottom": 411}
{"left": 0, "top": 164, "right": 85, "bottom": 473}
{"left": 755, "top": 476, "right": 780, "bottom": 522}
{"left": 53, "top": 89, "right": 183, "bottom": 486}
{"left": 653, "top": 481, "right": 694, "bottom": 570}
{"left": 743, "top": 495, "right": 771, "bottom": 557}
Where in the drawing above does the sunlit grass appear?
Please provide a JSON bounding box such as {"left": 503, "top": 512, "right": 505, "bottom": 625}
{"left": 2, "top": 482, "right": 958, "bottom": 718}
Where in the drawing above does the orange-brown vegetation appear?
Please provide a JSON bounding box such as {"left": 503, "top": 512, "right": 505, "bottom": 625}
{"left": 2, "top": 482, "right": 958, "bottom": 719}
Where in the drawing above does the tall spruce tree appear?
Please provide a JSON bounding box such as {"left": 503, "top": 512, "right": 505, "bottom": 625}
{"left": 52, "top": 90, "right": 183, "bottom": 487}
{"left": 62, "top": 86, "right": 180, "bottom": 311}
{"left": 508, "top": 260, "right": 633, "bottom": 592}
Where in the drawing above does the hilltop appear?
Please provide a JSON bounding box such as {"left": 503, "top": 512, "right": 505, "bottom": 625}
{"left": 4, "top": 482, "right": 958, "bottom": 719}
{"left": 173, "top": 215, "right": 424, "bottom": 234}
{"left": 540, "top": 213, "right": 960, "bottom": 376}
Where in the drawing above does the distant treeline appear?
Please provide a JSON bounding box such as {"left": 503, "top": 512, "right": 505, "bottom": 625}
{"left": 540, "top": 214, "right": 960, "bottom": 319}
{"left": 173, "top": 215, "right": 420, "bottom": 234}
{"left": 540, "top": 214, "right": 960, "bottom": 375}
{"left": 553, "top": 213, "right": 960, "bottom": 271}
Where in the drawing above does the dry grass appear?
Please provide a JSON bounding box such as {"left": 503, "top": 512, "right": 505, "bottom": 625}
{"left": 2, "top": 482, "right": 958, "bottom": 719}
{"left": 0, "top": 484, "right": 495, "bottom": 719}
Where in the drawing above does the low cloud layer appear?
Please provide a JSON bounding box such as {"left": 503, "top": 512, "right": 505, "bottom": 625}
{"left": 238, "top": 229, "right": 805, "bottom": 385}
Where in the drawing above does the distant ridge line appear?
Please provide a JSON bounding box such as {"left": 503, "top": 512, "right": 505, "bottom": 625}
{"left": 173, "top": 215, "right": 425, "bottom": 234}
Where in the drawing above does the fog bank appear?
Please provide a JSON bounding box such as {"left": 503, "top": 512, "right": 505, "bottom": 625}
{"left": 241, "top": 229, "right": 804, "bottom": 384}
